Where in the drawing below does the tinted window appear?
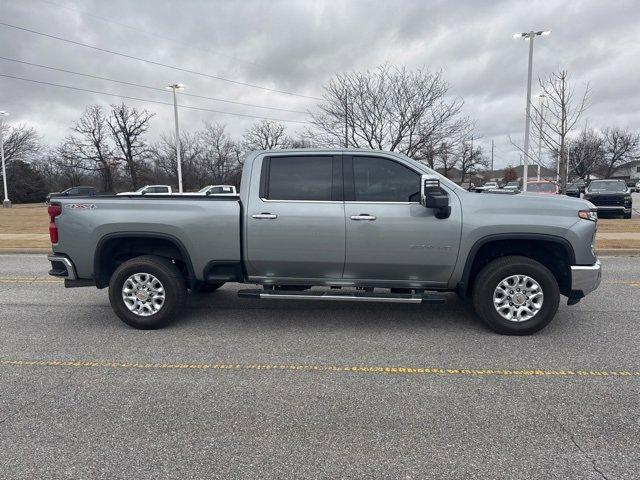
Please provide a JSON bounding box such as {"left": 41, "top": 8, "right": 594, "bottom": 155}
{"left": 587, "top": 180, "right": 626, "bottom": 193}
{"left": 527, "top": 183, "right": 556, "bottom": 192}
{"left": 67, "top": 187, "right": 80, "bottom": 195}
{"left": 147, "top": 186, "right": 169, "bottom": 193}
{"left": 353, "top": 156, "right": 419, "bottom": 202}
{"left": 266, "top": 156, "right": 333, "bottom": 201}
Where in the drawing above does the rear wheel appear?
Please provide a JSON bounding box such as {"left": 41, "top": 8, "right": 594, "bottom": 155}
{"left": 472, "top": 255, "right": 559, "bottom": 335}
{"left": 108, "top": 255, "right": 187, "bottom": 329}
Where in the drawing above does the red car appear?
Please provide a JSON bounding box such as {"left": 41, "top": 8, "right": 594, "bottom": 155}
{"left": 526, "top": 181, "right": 558, "bottom": 195}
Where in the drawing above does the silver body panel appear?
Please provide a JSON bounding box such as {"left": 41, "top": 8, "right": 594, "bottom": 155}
{"left": 51, "top": 148, "right": 601, "bottom": 298}
{"left": 51, "top": 198, "right": 241, "bottom": 281}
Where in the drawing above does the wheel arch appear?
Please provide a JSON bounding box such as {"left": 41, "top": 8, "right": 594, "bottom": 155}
{"left": 93, "top": 232, "right": 196, "bottom": 289}
{"left": 458, "top": 233, "right": 575, "bottom": 297}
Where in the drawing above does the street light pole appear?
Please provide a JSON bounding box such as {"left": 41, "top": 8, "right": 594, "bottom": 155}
{"left": 537, "top": 94, "right": 545, "bottom": 181}
{"left": 513, "top": 30, "right": 550, "bottom": 191}
{"left": 166, "top": 83, "right": 185, "bottom": 193}
{"left": 0, "top": 111, "right": 10, "bottom": 208}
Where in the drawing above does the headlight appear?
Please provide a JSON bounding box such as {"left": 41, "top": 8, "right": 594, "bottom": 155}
{"left": 578, "top": 210, "right": 598, "bottom": 222}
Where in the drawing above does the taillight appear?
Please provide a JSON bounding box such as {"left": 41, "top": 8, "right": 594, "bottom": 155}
{"left": 48, "top": 204, "right": 62, "bottom": 244}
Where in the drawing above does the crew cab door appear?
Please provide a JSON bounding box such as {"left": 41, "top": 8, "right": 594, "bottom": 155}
{"left": 245, "top": 155, "right": 345, "bottom": 281}
{"left": 343, "top": 155, "right": 461, "bottom": 286}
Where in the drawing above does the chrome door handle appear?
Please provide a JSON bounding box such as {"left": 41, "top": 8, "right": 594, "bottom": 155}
{"left": 350, "top": 214, "right": 377, "bottom": 221}
{"left": 252, "top": 213, "right": 277, "bottom": 219}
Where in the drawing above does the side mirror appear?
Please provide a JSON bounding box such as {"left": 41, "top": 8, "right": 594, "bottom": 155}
{"left": 420, "top": 174, "right": 451, "bottom": 219}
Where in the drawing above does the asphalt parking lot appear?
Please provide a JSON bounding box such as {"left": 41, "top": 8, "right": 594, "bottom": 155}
{"left": 0, "top": 254, "right": 639, "bottom": 479}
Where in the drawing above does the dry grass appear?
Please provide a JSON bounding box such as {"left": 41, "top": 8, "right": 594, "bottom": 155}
{"left": 597, "top": 218, "right": 640, "bottom": 233}
{"left": 0, "top": 203, "right": 638, "bottom": 251}
{"left": 0, "top": 203, "right": 49, "bottom": 235}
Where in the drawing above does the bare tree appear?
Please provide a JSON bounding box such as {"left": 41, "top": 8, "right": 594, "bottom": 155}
{"left": 567, "top": 128, "right": 604, "bottom": 180}
{"left": 151, "top": 132, "right": 203, "bottom": 191}
{"left": 599, "top": 127, "right": 640, "bottom": 178}
{"left": 200, "top": 122, "right": 242, "bottom": 185}
{"left": 60, "top": 105, "right": 116, "bottom": 192}
{"left": 503, "top": 166, "right": 518, "bottom": 183}
{"left": 529, "top": 70, "right": 590, "bottom": 192}
{"left": 107, "top": 103, "right": 155, "bottom": 189}
{"left": 242, "top": 120, "right": 290, "bottom": 150}
{"left": 0, "top": 123, "right": 40, "bottom": 166}
{"left": 307, "top": 64, "right": 468, "bottom": 158}
{"left": 436, "top": 141, "right": 458, "bottom": 179}
{"left": 458, "top": 140, "right": 488, "bottom": 184}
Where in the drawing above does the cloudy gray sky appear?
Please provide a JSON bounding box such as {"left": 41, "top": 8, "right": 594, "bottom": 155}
{"left": 1, "top": 0, "right": 638, "bottom": 168}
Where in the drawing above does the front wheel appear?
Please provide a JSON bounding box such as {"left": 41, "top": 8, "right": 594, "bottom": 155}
{"left": 108, "top": 255, "right": 187, "bottom": 329}
{"left": 472, "top": 256, "right": 560, "bottom": 335}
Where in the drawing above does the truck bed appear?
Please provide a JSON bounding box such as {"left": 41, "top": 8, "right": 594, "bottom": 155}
{"left": 50, "top": 195, "right": 242, "bottom": 282}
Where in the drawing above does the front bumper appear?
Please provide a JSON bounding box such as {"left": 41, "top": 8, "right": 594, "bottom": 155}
{"left": 570, "top": 260, "right": 601, "bottom": 298}
{"left": 593, "top": 205, "right": 631, "bottom": 213}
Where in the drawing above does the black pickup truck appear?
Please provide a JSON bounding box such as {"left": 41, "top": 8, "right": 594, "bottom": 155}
{"left": 583, "top": 179, "right": 633, "bottom": 219}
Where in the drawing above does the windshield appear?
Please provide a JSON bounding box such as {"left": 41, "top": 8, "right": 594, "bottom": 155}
{"left": 527, "top": 182, "right": 556, "bottom": 193}
{"left": 197, "top": 186, "right": 211, "bottom": 193}
{"left": 587, "top": 180, "right": 627, "bottom": 193}
{"left": 135, "top": 186, "right": 147, "bottom": 193}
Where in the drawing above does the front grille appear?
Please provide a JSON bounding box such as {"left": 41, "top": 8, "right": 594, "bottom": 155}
{"left": 591, "top": 196, "right": 624, "bottom": 206}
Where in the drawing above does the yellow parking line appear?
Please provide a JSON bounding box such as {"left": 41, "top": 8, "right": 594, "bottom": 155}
{"left": 0, "top": 359, "right": 637, "bottom": 378}
{"left": 605, "top": 281, "right": 640, "bottom": 287}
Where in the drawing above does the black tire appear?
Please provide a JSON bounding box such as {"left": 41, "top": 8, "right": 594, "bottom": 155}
{"left": 472, "top": 255, "right": 560, "bottom": 335}
{"left": 108, "top": 255, "right": 187, "bottom": 329}
{"left": 192, "top": 282, "right": 225, "bottom": 293}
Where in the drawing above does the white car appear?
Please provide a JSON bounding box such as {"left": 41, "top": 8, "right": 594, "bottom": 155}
{"left": 183, "top": 185, "right": 238, "bottom": 196}
{"left": 475, "top": 181, "right": 499, "bottom": 192}
{"left": 117, "top": 185, "right": 173, "bottom": 196}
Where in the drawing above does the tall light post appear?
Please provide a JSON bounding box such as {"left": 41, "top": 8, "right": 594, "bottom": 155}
{"left": 0, "top": 111, "right": 10, "bottom": 208}
{"left": 166, "top": 83, "right": 185, "bottom": 193}
{"left": 513, "top": 30, "right": 550, "bottom": 191}
{"left": 537, "top": 94, "right": 546, "bottom": 181}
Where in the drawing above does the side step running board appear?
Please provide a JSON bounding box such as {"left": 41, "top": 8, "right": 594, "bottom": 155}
{"left": 237, "top": 289, "right": 445, "bottom": 304}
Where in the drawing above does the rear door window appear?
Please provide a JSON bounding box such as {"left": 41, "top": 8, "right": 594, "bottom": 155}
{"left": 265, "top": 156, "right": 334, "bottom": 201}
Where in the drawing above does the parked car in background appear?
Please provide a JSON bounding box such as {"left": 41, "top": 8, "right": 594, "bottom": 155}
{"left": 566, "top": 182, "right": 582, "bottom": 198}
{"left": 46, "top": 186, "right": 97, "bottom": 204}
{"left": 183, "top": 185, "right": 238, "bottom": 196}
{"left": 116, "top": 185, "right": 172, "bottom": 196}
{"left": 583, "top": 179, "right": 633, "bottom": 219}
{"left": 503, "top": 181, "right": 520, "bottom": 192}
{"left": 626, "top": 180, "right": 637, "bottom": 193}
{"left": 474, "top": 181, "right": 499, "bottom": 192}
{"left": 567, "top": 179, "right": 587, "bottom": 196}
{"left": 526, "top": 181, "right": 558, "bottom": 195}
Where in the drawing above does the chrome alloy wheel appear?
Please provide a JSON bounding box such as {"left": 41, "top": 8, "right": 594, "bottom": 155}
{"left": 493, "top": 274, "right": 544, "bottom": 322}
{"left": 122, "top": 273, "right": 165, "bottom": 316}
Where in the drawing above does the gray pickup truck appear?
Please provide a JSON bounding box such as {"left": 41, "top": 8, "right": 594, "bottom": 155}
{"left": 47, "top": 149, "right": 601, "bottom": 335}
